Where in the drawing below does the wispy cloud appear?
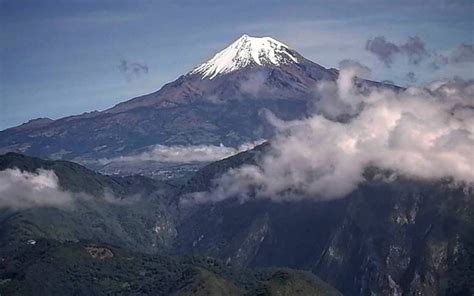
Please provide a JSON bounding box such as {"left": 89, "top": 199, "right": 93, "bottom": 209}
{"left": 365, "top": 36, "right": 429, "bottom": 67}
{"left": 338, "top": 59, "right": 371, "bottom": 78}
{"left": 365, "top": 35, "right": 473, "bottom": 72}
{"left": 405, "top": 71, "right": 417, "bottom": 83}
{"left": 0, "top": 168, "right": 140, "bottom": 210}
{"left": 119, "top": 59, "right": 150, "bottom": 81}
{"left": 0, "top": 168, "right": 73, "bottom": 209}
{"left": 101, "top": 141, "right": 265, "bottom": 164}
{"left": 399, "top": 36, "right": 429, "bottom": 65}
{"left": 449, "top": 43, "right": 474, "bottom": 64}
{"left": 365, "top": 36, "right": 400, "bottom": 67}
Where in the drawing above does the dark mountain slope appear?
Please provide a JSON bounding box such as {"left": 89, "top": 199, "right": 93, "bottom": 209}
{"left": 0, "top": 152, "right": 342, "bottom": 295}
{"left": 0, "top": 152, "right": 178, "bottom": 254}
{"left": 0, "top": 99, "right": 307, "bottom": 161}
{"left": 0, "top": 152, "right": 169, "bottom": 197}
{"left": 0, "top": 239, "right": 341, "bottom": 296}
{"left": 176, "top": 146, "right": 474, "bottom": 295}
{"left": 1, "top": 144, "right": 472, "bottom": 295}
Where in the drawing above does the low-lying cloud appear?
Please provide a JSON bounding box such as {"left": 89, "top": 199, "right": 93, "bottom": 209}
{"left": 101, "top": 141, "right": 265, "bottom": 164}
{"left": 338, "top": 59, "right": 371, "bottom": 79}
{"left": 0, "top": 168, "right": 139, "bottom": 210}
{"left": 0, "top": 168, "right": 74, "bottom": 209}
{"left": 313, "top": 60, "right": 372, "bottom": 120}
{"left": 186, "top": 69, "right": 474, "bottom": 203}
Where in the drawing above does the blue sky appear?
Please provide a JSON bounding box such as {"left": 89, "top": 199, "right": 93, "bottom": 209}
{"left": 1, "top": 0, "right": 473, "bottom": 130}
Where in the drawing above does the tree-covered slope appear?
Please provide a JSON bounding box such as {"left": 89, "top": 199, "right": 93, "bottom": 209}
{"left": 0, "top": 239, "right": 341, "bottom": 296}
{"left": 176, "top": 146, "right": 474, "bottom": 295}
{"left": 0, "top": 152, "right": 179, "bottom": 254}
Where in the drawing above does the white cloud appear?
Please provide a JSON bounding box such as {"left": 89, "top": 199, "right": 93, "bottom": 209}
{"left": 0, "top": 168, "right": 139, "bottom": 209}
{"left": 0, "top": 168, "right": 74, "bottom": 209}
{"left": 186, "top": 71, "right": 474, "bottom": 203}
{"left": 101, "top": 141, "right": 265, "bottom": 164}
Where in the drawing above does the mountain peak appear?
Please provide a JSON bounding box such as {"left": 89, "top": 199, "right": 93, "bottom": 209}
{"left": 190, "top": 34, "right": 299, "bottom": 79}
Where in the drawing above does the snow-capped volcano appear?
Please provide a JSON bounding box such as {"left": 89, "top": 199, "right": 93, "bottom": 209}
{"left": 1, "top": 33, "right": 399, "bottom": 161}
{"left": 3, "top": 34, "right": 352, "bottom": 159}
{"left": 190, "top": 34, "right": 299, "bottom": 79}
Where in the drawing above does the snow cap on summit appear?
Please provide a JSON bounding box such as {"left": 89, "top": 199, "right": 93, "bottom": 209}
{"left": 190, "top": 34, "right": 299, "bottom": 79}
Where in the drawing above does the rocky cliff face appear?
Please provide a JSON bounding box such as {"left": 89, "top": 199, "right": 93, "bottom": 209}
{"left": 313, "top": 177, "right": 473, "bottom": 295}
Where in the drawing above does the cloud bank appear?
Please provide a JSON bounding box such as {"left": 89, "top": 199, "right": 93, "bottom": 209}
{"left": 0, "top": 168, "right": 139, "bottom": 210}
{"left": 0, "top": 168, "right": 73, "bottom": 209}
{"left": 102, "top": 141, "right": 265, "bottom": 164}
{"left": 187, "top": 70, "right": 474, "bottom": 203}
